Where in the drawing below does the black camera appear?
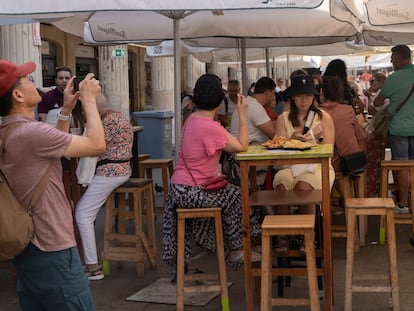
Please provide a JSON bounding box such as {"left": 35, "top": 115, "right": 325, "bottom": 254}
{"left": 73, "top": 76, "right": 85, "bottom": 92}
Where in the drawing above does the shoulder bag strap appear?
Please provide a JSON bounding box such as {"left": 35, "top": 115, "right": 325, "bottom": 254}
{"left": 394, "top": 83, "right": 414, "bottom": 113}
{"left": 29, "top": 165, "right": 51, "bottom": 210}
{"left": 0, "top": 122, "right": 24, "bottom": 153}
{"left": 1, "top": 122, "right": 51, "bottom": 212}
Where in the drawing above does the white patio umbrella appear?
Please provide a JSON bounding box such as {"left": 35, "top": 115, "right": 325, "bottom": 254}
{"left": 146, "top": 40, "right": 218, "bottom": 58}
{"left": 0, "top": 0, "right": 362, "bottom": 156}
{"left": 341, "top": 0, "right": 414, "bottom": 46}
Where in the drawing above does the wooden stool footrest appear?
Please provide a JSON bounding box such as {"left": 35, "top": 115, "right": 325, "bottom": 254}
{"left": 184, "top": 285, "right": 222, "bottom": 294}
{"left": 351, "top": 285, "right": 392, "bottom": 293}
{"left": 184, "top": 273, "right": 219, "bottom": 281}
{"left": 381, "top": 160, "right": 414, "bottom": 168}
{"left": 270, "top": 298, "right": 310, "bottom": 306}
{"left": 250, "top": 189, "right": 321, "bottom": 206}
{"left": 345, "top": 197, "right": 395, "bottom": 209}
{"left": 353, "top": 272, "right": 389, "bottom": 281}
{"left": 140, "top": 158, "right": 174, "bottom": 165}
{"left": 121, "top": 178, "right": 152, "bottom": 188}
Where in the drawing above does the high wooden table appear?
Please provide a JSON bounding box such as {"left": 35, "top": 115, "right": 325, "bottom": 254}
{"left": 236, "top": 144, "right": 333, "bottom": 311}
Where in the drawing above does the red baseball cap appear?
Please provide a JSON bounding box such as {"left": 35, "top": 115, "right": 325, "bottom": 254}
{"left": 0, "top": 60, "right": 36, "bottom": 97}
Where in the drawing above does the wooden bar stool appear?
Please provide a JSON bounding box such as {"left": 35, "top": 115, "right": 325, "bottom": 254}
{"left": 102, "top": 178, "right": 157, "bottom": 277}
{"left": 379, "top": 160, "right": 414, "bottom": 244}
{"left": 332, "top": 171, "right": 367, "bottom": 250}
{"left": 139, "top": 158, "right": 174, "bottom": 206}
{"left": 261, "top": 214, "right": 320, "bottom": 311}
{"left": 250, "top": 189, "right": 323, "bottom": 300}
{"left": 344, "top": 197, "right": 400, "bottom": 311}
{"left": 138, "top": 153, "right": 150, "bottom": 162}
{"left": 176, "top": 208, "right": 229, "bottom": 311}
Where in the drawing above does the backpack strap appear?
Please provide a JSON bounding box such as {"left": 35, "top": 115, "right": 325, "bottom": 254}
{"left": 0, "top": 122, "right": 24, "bottom": 154}
{"left": 0, "top": 122, "right": 51, "bottom": 212}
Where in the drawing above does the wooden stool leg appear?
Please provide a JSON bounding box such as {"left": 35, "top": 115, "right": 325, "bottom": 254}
{"left": 353, "top": 174, "right": 367, "bottom": 247}
{"left": 133, "top": 191, "right": 145, "bottom": 277}
{"left": 304, "top": 230, "right": 320, "bottom": 311}
{"left": 143, "top": 185, "right": 157, "bottom": 268}
{"left": 379, "top": 167, "right": 389, "bottom": 245}
{"left": 168, "top": 162, "right": 174, "bottom": 181}
{"left": 213, "top": 211, "right": 230, "bottom": 311}
{"left": 118, "top": 193, "right": 126, "bottom": 234}
{"left": 410, "top": 167, "right": 414, "bottom": 234}
{"left": 161, "top": 166, "right": 169, "bottom": 204}
{"left": 146, "top": 185, "right": 156, "bottom": 248}
{"left": 260, "top": 232, "right": 272, "bottom": 311}
{"left": 146, "top": 167, "right": 153, "bottom": 180}
{"left": 386, "top": 209, "right": 400, "bottom": 311}
{"left": 358, "top": 216, "right": 366, "bottom": 247}
{"left": 138, "top": 166, "right": 145, "bottom": 178}
{"left": 103, "top": 193, "right": 114, "bottom": 251}
{"left": 344, "top": 207, "right": 356, "bottom": 311}
{"left": 102, "top": 193, "right": 114, "bottom": 276}
{"left": 176, "top": 215, "right": 185, "bottom": 311}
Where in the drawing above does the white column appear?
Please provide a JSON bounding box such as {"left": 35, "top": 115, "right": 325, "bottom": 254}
{"left": 151, "top": 57, "right": 174, "bottom": 111}
{"left": 98, "top": 45, "right": 129, "bottom": 118}
{"left": 207, "top": 51, "right": 219, "bottom": 75}
{"left": 257, "top": 67, "right": 267, "bottom": 78}
{"left": 248, "top": 67, "right": 258, "bottom": 87}
{"left": 0, "top": 23, "right": 42, "bottom": 87}
{"left": 185, "top": 54, "right": 205, "bottom": 92}
{"left": 216, "top": 63, "right": 228, "bottom": 85}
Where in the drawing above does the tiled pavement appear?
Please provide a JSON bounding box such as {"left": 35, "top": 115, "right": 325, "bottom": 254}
{"left": 2, "top": 170, "right": 414, "bottom": 310}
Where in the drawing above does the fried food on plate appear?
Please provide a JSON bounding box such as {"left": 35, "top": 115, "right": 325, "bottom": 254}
{"left": 262, "top": 135, "right": 316, "bottom": 149}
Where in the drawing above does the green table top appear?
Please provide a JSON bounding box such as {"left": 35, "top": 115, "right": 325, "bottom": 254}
{"left": 235, "top": 144, "right": 333, "bottom": 161}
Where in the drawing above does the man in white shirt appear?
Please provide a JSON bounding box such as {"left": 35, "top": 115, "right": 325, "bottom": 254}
{"left": 217, "top": 79, "right": 240, "bottom": 129}
{"left": 231, "top": 76, "right": 277, "bottom": 145}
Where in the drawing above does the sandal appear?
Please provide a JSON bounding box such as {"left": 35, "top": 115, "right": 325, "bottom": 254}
{"left": 85, "top": 265, "right": 104, "bottom": 281}
{"left": 230, "top": 250, "right": 261, "bottom": 263}
{"left": 273, "top": 236, "right": 289, "bottom": 255}
{"left": 299, "top": 242, "right": 306, "bottom": 255}
{"left": 298, "top": 237, "right": 317, "bottom": 255}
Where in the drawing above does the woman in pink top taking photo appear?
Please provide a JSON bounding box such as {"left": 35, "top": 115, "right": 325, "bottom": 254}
{"left": 162, "top": 74, "right": 262, "bottom": 282}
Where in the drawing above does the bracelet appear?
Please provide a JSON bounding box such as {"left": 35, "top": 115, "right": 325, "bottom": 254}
{"left": 57, "top": 109, "right": 72, "bottom": 122}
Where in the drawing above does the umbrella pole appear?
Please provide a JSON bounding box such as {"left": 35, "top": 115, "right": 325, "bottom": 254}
{"left": 241, "top": 38, "right": 247, "bottom": 95}
{"left": 173, "top": 17, "right": 182, "bottom": 157}
{"left": 265, "top": 48, "right": 270, "bottom": 78}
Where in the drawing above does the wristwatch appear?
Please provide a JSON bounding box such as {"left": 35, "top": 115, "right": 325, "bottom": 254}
{"left": 57, "top": 109, "right": 72, "bottom": 122}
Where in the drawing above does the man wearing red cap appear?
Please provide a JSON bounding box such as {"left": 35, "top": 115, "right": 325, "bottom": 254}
{"left": 0, "top": 59, "right": 105, "bottom": 310}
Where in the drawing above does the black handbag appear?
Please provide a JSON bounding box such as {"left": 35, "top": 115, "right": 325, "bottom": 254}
{"left": 340, "top": 151, "right": 367, "bottom": 176}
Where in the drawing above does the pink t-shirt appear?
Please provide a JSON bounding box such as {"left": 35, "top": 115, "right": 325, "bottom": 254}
{"left": 171, "top": 114, "right": 228, "bottom": 186}
{"left": 0, "top": 115, "right": 74, "bottom": 252}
